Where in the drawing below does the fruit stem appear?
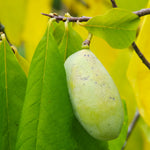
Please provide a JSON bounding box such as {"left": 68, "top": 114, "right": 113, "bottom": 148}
{"left": 82, "top": 33, "right": 93, "bottom": 49}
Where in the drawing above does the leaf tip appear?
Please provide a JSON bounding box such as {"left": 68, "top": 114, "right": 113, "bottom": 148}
{"left": 1, "top": 33, "right": 6, "bottom": 41}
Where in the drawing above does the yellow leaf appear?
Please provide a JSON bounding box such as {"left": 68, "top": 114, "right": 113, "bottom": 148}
{"left": 62, "top": 0, "right": 111, "bottom": 16}
{"left": 127, "top": 1, "right": 150, "bottom": 126}
{"left": 22, "top": 0, "right": 52, "bottom": 61}
{"left": 126, "top": 125, "right": 144, "bottom": 150}
{"left": 107, "top": 48, "right": 137, "bottom": 123}
{"left": 11, "top": 46, "right": 29, "bottom": 77}
{"left": 0, "top": 0, "right": 27, "bottom": 45}
{"left": 144, "top": 139, "right": 150, "bottom": 150}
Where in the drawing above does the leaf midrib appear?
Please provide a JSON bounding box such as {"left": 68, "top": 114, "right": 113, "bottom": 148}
{"left": 4, "top": 39, "right": 11, "bottom": 150}
{"left": 64, "top": 29, "right": 69, "bottom": 61}
{"left": 35, "top": 26, "right": 50, "bottom": 149}
{"left": 84, "top": 24, "right": 135, "bottom": 31}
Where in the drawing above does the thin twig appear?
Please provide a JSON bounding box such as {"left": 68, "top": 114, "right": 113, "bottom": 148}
{"left": 132, "top": 42, "right": 150, "bottom": 69}
{"left": 121, "top": 110, "right": 140, "bottom": 150}
{"left": 41, "top": 13, "right": 91, "bottom": 22}
{"left": 110, "top": 0, "right": 118, "bottom": 8}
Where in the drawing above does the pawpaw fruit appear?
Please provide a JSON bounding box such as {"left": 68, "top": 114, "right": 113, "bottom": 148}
{"left": 64, "top": 49, "right": 124, "bottom": 141}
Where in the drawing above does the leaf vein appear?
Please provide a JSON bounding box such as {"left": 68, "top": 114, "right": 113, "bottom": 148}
{"left": 4, "top": 39, "right": 11, "bottom": 150}
{"left": 84, "top": 24, "right": 135, "bottom": 31}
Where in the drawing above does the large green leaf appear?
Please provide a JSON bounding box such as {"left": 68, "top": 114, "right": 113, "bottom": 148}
{"left": 108, "top": 100, "right": 128, "bottom": 150}
{"left": 16, "top": 20, "right": 108, "bottom": 150}
{"left": 59, "top": 23, "right": 83, "bottom": 61}
{"left": 83, "top": 8, "right": 140, "bottom": 49}
{"left": 0, "top": 34, "right": 27, "bottom": 150}
{"left": 115, "top": 0, "right": 148, "bottom": 11}
{"left": 16, "top": 20, "right": 76, "bottom": 150}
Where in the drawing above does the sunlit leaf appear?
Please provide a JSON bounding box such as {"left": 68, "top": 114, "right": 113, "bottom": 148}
{"left": 127, "top": 1, "right": 150, "bottom": 127}
{"left": 22, "top": 0, "right": 52, "bottom": 61}
{"left": 126, "top": 124, "right": 144, "bottom": 150}
{"left": 108, "top": 48, "right": 137, "bottom": 123}
{"left": 62, "top": 0, "right": 111, "bottom": 16}
{"left": 0, "top": 0, "right": 27, "bottom": 45}
{"left": 0, "top": 34, "right": 27, "bottom": 150}
{"left": 83, "top": 8, "right": 140, "bottom": 49}
{"left": 144, "top": 138, "right": 150, "bottom": 150}
{"left": 139, "top": 118, "right": 150, "bottom": 142}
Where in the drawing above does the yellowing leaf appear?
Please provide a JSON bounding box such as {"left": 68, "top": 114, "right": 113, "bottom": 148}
{"left": 62, "top": 0, "right": 111, "bottom": 16}
{"left": 22, "top": 0, "right": 52, "bottom": 61}
{"left": 0, "top": 0, "right": 27, "bottom": 45}
{"left": 144, "top": 139, "right": 150, "bottom": 150}
{"left": 126, "top": 125, "right": 144, "bottom": 150}
{"left": 127, "top": 1, "right": 150, "bottom": 126}
{"left": 11, "top": 46, "right": 29, "bottom": 77}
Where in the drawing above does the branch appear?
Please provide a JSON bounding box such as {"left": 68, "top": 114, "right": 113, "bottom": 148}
{"left": 122, "top": 110, "right": 140, "bottom": 150}
{"left": 132, "top": 42, "right": 150, "bottom": 69}
{"left": 134, "top": 8, "right": 150, "bottom": 17}
{"left": 41, "top": 13, "right": 91, "bottom": 22}
{"left": 42, "top": 8, "right": 150, "bottom": 22}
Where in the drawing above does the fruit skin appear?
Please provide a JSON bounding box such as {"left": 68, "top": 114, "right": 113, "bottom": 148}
{"left": 64, "top": 49, "right": 124, "bottom": 141}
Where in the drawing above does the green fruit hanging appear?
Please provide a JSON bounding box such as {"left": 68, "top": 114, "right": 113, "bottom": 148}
{"left": 64, "top": 49, "right": 124, "bottom": 141}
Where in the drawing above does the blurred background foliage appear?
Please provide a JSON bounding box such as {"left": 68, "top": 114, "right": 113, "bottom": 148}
{"left": 0, "top": 0, "right": 150, "bottom": 149}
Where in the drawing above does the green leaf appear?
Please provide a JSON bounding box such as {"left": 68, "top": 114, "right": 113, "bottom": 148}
{"left": 83, "top": 8, "right": 140, "bottom": 49}
{"left": 53, "top": 22, "right": 65, "bottom": 45}
{"left": 16, "top": 20, "right": 108, "bottom": 150}
{"left": 16, "top": 20, "right": 76, "bottom": 150}
{"left": 72, "top": 118, "right": 108, "bottom": 150}
{"left": 116, "top": 0, "right": 148, "bottom": 11}
{"left": 59, "top": 23, "right": 83, "bottom": 61}
{"left": 0, "top": 34, "right": 27, "bottom": 150}
{"left": 108, "top": 100, "right": 128, "bottom": 150}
